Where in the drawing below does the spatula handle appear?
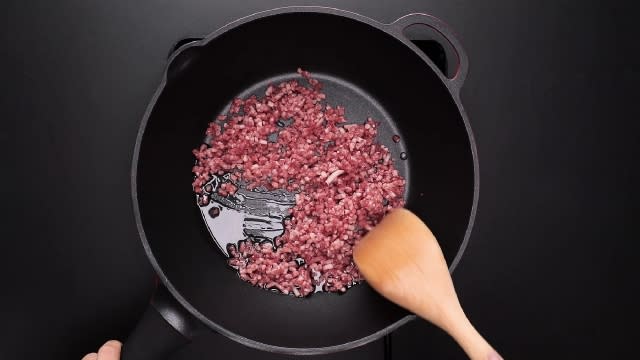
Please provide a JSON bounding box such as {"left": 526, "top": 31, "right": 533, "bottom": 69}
{"left": 437, "top": 307, "right": 502, "bottom": 360}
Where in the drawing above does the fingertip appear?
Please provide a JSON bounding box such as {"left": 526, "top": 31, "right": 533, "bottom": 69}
{"left": 97, "top": 340, "right": 122, "bottom": 359}
{"left": 81, "top": 353, "right": 98, "bottom": 360}
{"left": 103, "top": 340, "right": 122, "bottom": 348}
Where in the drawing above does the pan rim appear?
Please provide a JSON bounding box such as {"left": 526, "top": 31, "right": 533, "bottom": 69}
{"left": 130, "top": 5, "right": 479, "bottom": 355}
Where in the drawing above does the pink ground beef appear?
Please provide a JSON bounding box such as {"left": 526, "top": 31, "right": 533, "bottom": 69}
{"left": 192, "top": 69, "right": 405, "bottom": 297}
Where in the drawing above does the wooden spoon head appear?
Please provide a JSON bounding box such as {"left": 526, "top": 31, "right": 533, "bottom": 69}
{"left": 354, "top": 208, "right": 460, "bottom": 327}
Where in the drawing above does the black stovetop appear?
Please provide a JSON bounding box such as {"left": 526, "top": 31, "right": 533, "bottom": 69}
{"left": 1, "top": 1, "right": 637, "bottom": 359}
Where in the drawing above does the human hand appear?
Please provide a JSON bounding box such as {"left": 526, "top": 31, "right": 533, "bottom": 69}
{"left": 82, "top": 340, "right": 122, "bottom": 360}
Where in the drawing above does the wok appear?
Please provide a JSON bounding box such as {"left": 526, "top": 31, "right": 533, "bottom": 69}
{"left": 125, "top": 6, "right": 478, "bottom": 359}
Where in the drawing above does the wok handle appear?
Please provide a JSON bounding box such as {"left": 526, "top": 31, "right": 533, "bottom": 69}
{"left": 166, "top": 38, "right": 204, "bottom": 82}
{"left": 389, "top": 13, "right": 469, "bottom": 94}
{"left": 121, "top": 284, "right": 200, "bottom": 360}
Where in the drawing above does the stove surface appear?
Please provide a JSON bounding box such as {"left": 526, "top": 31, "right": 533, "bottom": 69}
{"left": 1, "top": 1, "right": 637, "bottom": 359}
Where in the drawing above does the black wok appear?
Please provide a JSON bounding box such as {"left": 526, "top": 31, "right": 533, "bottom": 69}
{"left": 125, "top": 6, "right": 478, "bottom": 359}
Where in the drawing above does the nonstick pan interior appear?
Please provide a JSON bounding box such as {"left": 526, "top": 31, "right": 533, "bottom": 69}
{"left": 134, "top": 10, "right": 476, "bottom": 352}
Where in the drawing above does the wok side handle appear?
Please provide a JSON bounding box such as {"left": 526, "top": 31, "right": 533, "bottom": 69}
{"left": 389, "top": 14, "right": 469, "bottom": 95}
{"left": 121, "top": 284, "right": 200, "bottom": 360}
{"left": 166, "top": 38, "right": 204, "bottom": 83}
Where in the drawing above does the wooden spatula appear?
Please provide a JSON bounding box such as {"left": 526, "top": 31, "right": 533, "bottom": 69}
{"left": 354, "top": 208, "right": 502, "bottom": 360}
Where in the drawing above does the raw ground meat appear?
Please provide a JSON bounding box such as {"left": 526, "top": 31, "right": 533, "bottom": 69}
{"left": 192, "top": 69, "right": 406, "bottom": 297}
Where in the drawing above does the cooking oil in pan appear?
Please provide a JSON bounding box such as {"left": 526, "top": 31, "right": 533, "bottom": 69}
{"left": 197, "top": 174, "right": 295, "bottom": 257}
{"left": 197, "top": 175, "right": 335, "bottom": 294}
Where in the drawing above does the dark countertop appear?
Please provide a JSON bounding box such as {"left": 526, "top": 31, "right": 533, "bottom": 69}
{"left": 1, "top": 1, "right": 637, "bottom": 359}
